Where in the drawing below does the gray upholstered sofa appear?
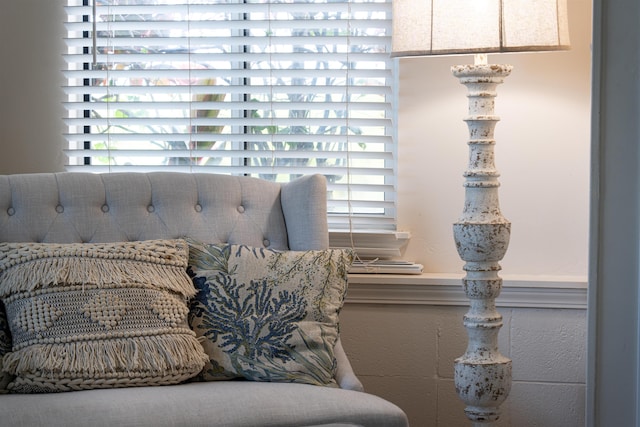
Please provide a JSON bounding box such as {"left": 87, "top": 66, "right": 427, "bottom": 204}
{"left": 0, "top": 172, "right": 408, "bottom": 427}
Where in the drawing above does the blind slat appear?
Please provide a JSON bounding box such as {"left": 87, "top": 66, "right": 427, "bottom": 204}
{"left": 63, "top": 101, "right": 391, "bottom": 111}
{"left": 64, "top": 149, "right": 394, "bottom": 161}
{"left": 64, "top": 36, "right": 389, "bottom": 49}
{"left": 63, "top": 85, "right": 392, "bottom": 97}
{"left": 64, "top": 163, "right": 394, "bottom": 177}
{"left": 62, "top": 67, "right": 392, "bottom": 80}
{"left": 65, "top": 2, "right": 391, "bottom": 16}
{"left": 62, "top": 52, "right": 392, "bottom": 64}
{"left": 64, "top": 133, "right": 394, "bottom": 145}
{"left": 64, "top": 117, "right": 392, "bottom": 128}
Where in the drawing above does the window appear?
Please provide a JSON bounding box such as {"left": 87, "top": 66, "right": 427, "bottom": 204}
{"left": 64, "top": 0, "right": 397, "bottom": 237}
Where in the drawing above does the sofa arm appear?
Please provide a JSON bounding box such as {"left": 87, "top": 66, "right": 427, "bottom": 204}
{"left": 280, "top": 174, "right": 330, "bottom": 251}
{"left": 334, "top": 338, "right": 365, "bottom": 392}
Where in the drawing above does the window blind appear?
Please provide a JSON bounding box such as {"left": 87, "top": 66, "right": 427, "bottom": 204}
{"left": 63, "top": 0, "right": 396, "bottom": 233}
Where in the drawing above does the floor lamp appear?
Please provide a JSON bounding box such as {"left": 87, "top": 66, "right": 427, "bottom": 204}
{"left": 391, "top": 1, "right": 570, "bottom": 424}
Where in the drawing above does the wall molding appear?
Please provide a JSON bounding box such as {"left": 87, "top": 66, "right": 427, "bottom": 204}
{"left": 346, "top": 273, "right": 587, "bottom": 309}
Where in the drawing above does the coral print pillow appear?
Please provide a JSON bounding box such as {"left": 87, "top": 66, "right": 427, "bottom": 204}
{"left": 186, "top": 240, "right": 353, "bottom": 387}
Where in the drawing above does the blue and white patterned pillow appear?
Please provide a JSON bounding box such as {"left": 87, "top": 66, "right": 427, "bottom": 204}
{"left": 186, "top": 240, "right": 353, "bottom": 387}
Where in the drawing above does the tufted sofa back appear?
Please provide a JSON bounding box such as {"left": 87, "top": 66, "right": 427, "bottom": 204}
{"left": 0, "top": 172, "right": 329, "bottom": 251}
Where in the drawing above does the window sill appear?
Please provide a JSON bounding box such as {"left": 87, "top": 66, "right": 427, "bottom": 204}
{"left": 346, "top": 273, "right": 587, "bottom": 309}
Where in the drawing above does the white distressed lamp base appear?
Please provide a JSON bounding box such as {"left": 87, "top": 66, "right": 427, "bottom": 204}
{"left": 452, "top": 60, "right": 513, "bottom": 425}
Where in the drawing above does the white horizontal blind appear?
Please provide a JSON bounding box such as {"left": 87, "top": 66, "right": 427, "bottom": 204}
{"left": 64, "top": 0, "right": 396, "bottom": 232}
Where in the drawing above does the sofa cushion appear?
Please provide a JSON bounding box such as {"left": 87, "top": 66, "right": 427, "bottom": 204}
{"left": 0, "top": 381, "right": 409, "bottom": 427}
{"left": 186, "top": 240, "right": 353, "bottom": 386}
{"left": 0, "top": 239, "right": 208, "bottom": 393}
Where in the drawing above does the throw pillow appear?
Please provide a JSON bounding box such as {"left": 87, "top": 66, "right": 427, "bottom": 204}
{"left": 186, "top": 240, "right": 353, "bottom": 387}
{"left": 0, "top": 239, "right": 208, "bottom": 393}
{"left": 0, "top": 302, "right": 12, "bottom": 393}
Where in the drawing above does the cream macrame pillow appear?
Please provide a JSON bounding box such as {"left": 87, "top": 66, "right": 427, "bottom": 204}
{"left": 0, "top": 239, "right": 207, "bottom": 393}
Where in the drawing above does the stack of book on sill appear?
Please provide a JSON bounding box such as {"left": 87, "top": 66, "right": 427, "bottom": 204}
{"left": 329, "top": 231, "right": 423, "bottom": 274}
{"left": 349, "top": 259, "right": 424, "bottom": 275}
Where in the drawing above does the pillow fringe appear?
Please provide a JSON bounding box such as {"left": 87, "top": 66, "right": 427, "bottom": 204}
{"left": 0, "top": 258, "right": 195, "bottom": 298}
{"left": 3, "top": 332, "right": 207, "bottom": 392}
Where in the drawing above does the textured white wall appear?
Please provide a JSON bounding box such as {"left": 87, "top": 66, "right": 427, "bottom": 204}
{"left": 0, "top": 0, "right": 66, "bottom": 174}
{"left": 340, "top": 302, "right": 586, "bottom": 427}
{"left": 397, "top": 0, "right": 592, "bottom": 277}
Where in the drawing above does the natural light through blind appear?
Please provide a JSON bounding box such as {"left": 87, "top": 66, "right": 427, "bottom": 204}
{"left": 63, "top": 0, "right": 396, "bottom": 232}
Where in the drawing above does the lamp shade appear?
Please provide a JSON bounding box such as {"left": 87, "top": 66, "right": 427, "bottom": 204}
{"left": 392, "top": 0, "right": 570, "bottom": 57}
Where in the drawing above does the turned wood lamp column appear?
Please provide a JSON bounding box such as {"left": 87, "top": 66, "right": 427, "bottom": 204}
{"left": 452, "top": 56, "right": 512, "bottom": 424}
{"left": 391, "top": 1, "right": 570, "bottom": 424}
